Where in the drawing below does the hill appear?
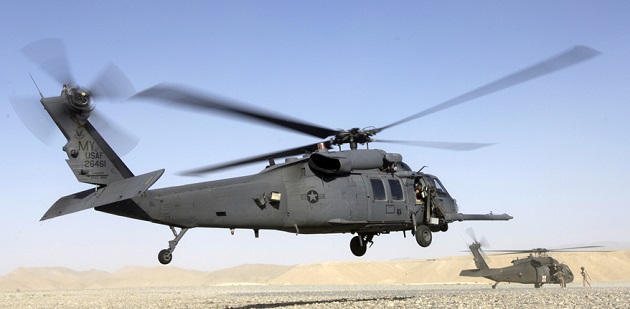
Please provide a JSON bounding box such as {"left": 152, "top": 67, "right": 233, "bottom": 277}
{"left": 1, "top": 251, "right": 629, "bottom": 291}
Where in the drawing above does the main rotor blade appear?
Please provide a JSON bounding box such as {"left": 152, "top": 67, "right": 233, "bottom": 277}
{"left": 545, "top": 245, "right": 604, "bottom": 252}
{"left": 485, "top": 245, "right": 604, "bottom": 254}
{"left": 485, "top": 248, "right": 548, "bottom": 255}
{"left": 179, "top": 141, "right": 331, "bottom": 176}
{"left": 379, "top": 45, "right": 601, "bottom": 131}
{"left": 133, "top": 84, "right": 338, "bottom": 139}
{"left": 374, "top": 139, "right": 495, "bottom": 151}
{"left": 21, "top": 38, "right": 74, "bottom": 86}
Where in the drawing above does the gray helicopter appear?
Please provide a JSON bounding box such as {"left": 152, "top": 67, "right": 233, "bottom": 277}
{"left": 459, "top": 230, "right": 601, "bottom": 288}
{"left": 16, "top": 39, "right": 599, "bottom": 264}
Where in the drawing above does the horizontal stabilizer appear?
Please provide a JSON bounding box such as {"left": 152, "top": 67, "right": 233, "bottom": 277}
{"left": 460, "top": 268, "right": 503, "bottom": 277}
{"left": 459, "top": 269, "right": 485, "bottom": 277}
{"left": 41, "top": 169, "right": 164, "bottom": 221}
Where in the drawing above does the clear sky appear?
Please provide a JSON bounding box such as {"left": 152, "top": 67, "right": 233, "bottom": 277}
{"left": 1, "top": 1, "right": 629, "bottom": 275}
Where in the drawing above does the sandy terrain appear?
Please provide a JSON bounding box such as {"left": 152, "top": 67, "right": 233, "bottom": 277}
{"left": 1, "top": 284, "right": 629, "bottom": 308}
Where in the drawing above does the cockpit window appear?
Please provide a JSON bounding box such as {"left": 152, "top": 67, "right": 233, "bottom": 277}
{"left": 388, "top": 179, "right": 404, "bottom": 201}
{"left": 370, "top": 178, "right": 386, "bottom": 201}
{"left": 433, "top": 178, "right": 449, "bottom": 196}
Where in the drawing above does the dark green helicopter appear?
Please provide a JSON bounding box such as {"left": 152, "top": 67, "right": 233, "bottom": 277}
{"left": 460, "top": 230, "right": 602, "bottom": 288}
{"left": 15, "top": 39, "right": 599, "bottom": 265}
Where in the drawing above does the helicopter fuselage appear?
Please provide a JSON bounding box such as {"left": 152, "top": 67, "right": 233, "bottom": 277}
{"left": 96, "top": 151, "right": 456, "bottom": 235}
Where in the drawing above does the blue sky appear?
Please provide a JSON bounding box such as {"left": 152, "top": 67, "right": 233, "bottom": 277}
{"left": 1, "top": 1, "right": 629, "bottom": 274}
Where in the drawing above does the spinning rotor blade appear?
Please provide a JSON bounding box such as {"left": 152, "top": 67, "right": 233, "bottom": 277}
{"left": 179, "top": 141, "right": 331, "bottom": 176}
{"left": 543, "top": 245, "right": 605, "bottom": 252}
{"left": 466, "top": 227, "right": 478, "bottom": 242}
{"left": 486, "top": 250, "right": 539, "bottom": 255}
{"left": 133, "top": 84, "right": 338, "bottom": 139}
{"left": 136, "top": 45, "right": 600, "bottom": 176}
{"left": 485, "top": 245, "right": 604, "bottom": 255}
{"left": 465, "top": 228, "right": 489, "bottom": 247}
{"left": 22, "top": 39, "right": 136, "bottom": 100}
{"left": 379, "top": 45, "right": 601, "bottom": 132}
{"left": 12, "top": 95, "right": 139, "bottom": 155}
{"left": 21, "top": 38, "right": 74, "bottom": 85}
{"left": 89, "top": 113, "right": 139, "bottom": 156}
{"left": 374, "top": 139, "right": 495, "bottom": 151}
{"left": 18, "top": 38, "right": 138, "bottom": 155}
{"left": 90, "top": 62, "right": 136, "bottom": 100}
{"left": 11, "top": 96, "right": 61, "bottom": 146}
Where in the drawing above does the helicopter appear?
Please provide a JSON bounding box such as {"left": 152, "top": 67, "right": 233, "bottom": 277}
{"left": 459, "top": 231, "right": 602, "bottom": 289}
{"left": 15, "top": 39, "right": 599, "bottom": 265}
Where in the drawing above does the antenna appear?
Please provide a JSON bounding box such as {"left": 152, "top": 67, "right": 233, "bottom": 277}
{"left": 29, "top": 73, "right": 44, "bottom": 99}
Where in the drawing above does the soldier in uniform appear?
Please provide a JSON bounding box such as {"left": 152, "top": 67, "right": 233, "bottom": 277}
{"left": 580, "top": 267, "right": 591, "bottom": 287}
{"left": 554, "top": 265, "right": 566, "bottom": 289}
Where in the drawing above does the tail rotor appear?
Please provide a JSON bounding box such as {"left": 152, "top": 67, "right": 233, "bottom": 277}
{"left": 466, "top": 228, "right": 489, "bottom": 248}
{"left": 13, "top": 38, "right": 138, "bottom": 155}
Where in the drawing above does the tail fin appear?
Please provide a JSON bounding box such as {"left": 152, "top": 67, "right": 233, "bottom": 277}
{"left": 470, "top": 242, "right": 490, "bottom": 270}
{"left": 65, "top": 120, "right": 134, "bottom": 185}
{"left": 42, "top": 87, "right": 133, "bottom": 185}
{"left": 38, "top": 86, "right": 165, "bottom": 221}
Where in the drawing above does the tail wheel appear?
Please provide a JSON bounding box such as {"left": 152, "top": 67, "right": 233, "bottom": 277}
{"left": 415, "top": 225, "right": 432, "bottom": 247}
{"left": 158, "top": 249, "right": 173, "bottom": 265}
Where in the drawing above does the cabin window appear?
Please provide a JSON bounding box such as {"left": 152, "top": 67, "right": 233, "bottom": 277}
{"left": 388, "top": 179, "right": 404, "bottom": 201}
{"left": 370, "top": 178, "right": 386, "bottom": 201}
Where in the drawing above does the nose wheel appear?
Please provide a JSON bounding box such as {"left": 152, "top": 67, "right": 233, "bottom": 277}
{"left": 415, "top": 225, "right": 432, "bottom": 247}
{"left": 158, "top": 226, "right": 189, "bottom": 265}
{"left": 350, "top": 233, "right": 374, "bottom": 257}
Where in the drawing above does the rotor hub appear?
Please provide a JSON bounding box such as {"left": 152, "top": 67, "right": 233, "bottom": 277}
{"left": 66, "top": 85, "right": 94, "bottom": 112}
{"left": 64, "top": 85, "right": 94, "bottom": 125}
{"left": 332, "top": 127, "right": 381, "bottom": 149}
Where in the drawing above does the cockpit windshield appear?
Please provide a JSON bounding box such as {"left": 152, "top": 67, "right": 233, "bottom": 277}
{"left": 432, "top": 177, "right": 449, "bottom": 196}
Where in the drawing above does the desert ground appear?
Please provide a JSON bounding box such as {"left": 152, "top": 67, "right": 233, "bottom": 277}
{"left": 1, "top": 251, "right": 629, "bottom": 308}
{"left": 2, "top": 284, "right": 629, "bottom": 308}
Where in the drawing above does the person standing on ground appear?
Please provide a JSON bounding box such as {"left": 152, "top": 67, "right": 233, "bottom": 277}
{"left": 581, "top": 267, "right": 592, "bottom": 287}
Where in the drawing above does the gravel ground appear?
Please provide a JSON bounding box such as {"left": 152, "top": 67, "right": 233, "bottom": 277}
{"left": 2, "top": 284, "right": 629, "bottom": 309}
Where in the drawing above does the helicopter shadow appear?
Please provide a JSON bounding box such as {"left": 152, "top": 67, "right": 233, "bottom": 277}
{"left": 224, "top": 295, "right": 414, "bottom": 309}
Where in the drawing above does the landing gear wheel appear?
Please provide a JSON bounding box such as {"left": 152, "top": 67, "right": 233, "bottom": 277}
{"left": 158, "top": 226, "right": 189, "bottom": 265}
{"left": 158, "top": 249, "right": 173, "bottom": 265}
{"left": 415, "top": 225, "right": 432, "bottom": 247}
{"left": 350, "top": 236, "right": 367, "bottom": 257}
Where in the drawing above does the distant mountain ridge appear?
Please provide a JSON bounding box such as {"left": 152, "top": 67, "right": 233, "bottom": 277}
{"left": 2, "top": 251, "right": 630, "bottom": 292}
{"left": 0, "top": 264, "right": 291, "bottom": 292}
